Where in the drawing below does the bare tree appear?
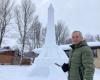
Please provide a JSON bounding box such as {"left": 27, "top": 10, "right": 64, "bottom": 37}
{"left": 95, "top": 35, "right": 100, "bottom": 41}
{"left": 85, "top": 33, "right": 95, "bottom": 42}
{"left": 26, "top": 16, "right": 42, "bottom": 50}
{"left": 41, "top": 27, "right": 46, "bottom": 46}
{"left": 55, "top": 21, "right": 69, "bottom": 45}
{"left": 0, "top": 0, "right": 14, "bottom": 47}
{"left": 14, "top": 0, "right": 35, "bottom": 52}
{"left": 41, "top": 20, "right": 69, "bottom": 46}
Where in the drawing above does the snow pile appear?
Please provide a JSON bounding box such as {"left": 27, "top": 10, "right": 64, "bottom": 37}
{"left": 0, "top": 65, "right": 99, "bottom": 80}
{"left": 30, "top": 4, "right": 69, "bottom": 78}
{"left": 94, "top": 68, "right": 100, "bottom": 80}
{"left": 0, "top": 65, "right": 67, "bottom": 80}
{"left": 31, "top": 45, "right": 69, "bottom": 77}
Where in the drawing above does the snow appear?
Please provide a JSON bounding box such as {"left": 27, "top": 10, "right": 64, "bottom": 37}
{"left": 33, "top": 45, "right": 71, "bottom": 54}
{"left": 94, "top": 69, "right": 100, "bottom": 80}
{"left": 31, "top": 45, "right": 69, "bottom": 77}
{"left": 88, "top": 41, "right": 100, "bottom": 47}
{"left": 0, "top": 64, "right": 67, "bottom": 80}
{"left": 1, "top": 38, "right": 19, "bottom": 49}
{"left": 0, "top": 48, "right": 11, "bottom": 53}
{"left": 33, "top": 48, "right": 42, "bottom": 54}
{"left": 0, "top": 65, "right": 99, "bottom": 80}
{"left": 59, "top": 44, "right": 71, "bottom": 50}
{"left": 30, "top": 4, "right": 68, "bottom": 79}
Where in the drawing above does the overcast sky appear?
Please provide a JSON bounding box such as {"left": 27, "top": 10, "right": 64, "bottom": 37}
{"left": 16, "top": 0, "right": 100, "bottom": 35}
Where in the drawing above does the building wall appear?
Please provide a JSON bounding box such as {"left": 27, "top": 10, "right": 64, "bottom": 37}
{"left": 20, "top": 58, "right": 31, "bottom": 65}
{"left": 94, "top": 49, "right": 100, "bottom": 68}
{"left": 0, "top": 51, "right": 21, "bottom": 65}
{"left": 12, "top": 55, "right": 21, "bottom": 65}
{"left": 0, "top": 55, "right": 13, "bottom": 64}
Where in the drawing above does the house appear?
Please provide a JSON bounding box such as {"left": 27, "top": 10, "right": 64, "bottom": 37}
{"left": 0, "top": 47, "right": 21, "bottom": 65}
{"left": 0, "top": 47, "right": 39, "bottom": 65}
{"left": 89, "top": 42, "right": 100, "bottom": 68}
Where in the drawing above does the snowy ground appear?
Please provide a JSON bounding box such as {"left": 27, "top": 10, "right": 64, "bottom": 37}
{"left": 0, "top": 64, "right": 99, "bottom": 80}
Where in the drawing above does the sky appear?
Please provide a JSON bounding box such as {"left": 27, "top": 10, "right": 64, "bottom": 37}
{"left": 16, "top": 0, "right": 100, "bottom": 36}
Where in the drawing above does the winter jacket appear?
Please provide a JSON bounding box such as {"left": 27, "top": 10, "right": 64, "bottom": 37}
{"left": 68, "top": 40, "right": 95, "bottom": 80}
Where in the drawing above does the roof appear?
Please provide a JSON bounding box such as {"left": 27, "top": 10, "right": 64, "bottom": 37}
{"left": 23, "top": 52, "right": 38, "bottom": 58}
{"left": 32, "top": 48, "right": 43, "bottom": 54}
{"left": 88, "top": 42, "right": 100, "bottom": 47}
{"left": 0, "top": 48, "right": 13, "bottom": 53}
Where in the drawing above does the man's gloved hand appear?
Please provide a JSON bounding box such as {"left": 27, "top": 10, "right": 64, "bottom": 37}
{"left": 62, "top": 63, "right": 69, "bottom": 72}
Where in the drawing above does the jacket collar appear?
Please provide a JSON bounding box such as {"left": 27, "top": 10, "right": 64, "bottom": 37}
{"left": 70, "top": 40, "right": 88, "bottom": 49}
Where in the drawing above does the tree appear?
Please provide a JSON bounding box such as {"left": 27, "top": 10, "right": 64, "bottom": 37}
{"left": 41, "top": 20, "right": 69, "bottom": 46}
{"left": 55, "top": 21, "right": 69, "bottom": 45}
{"left": 14, "top": 0, "right": 35, "bottom": 52}
{"left": 26, "top": 16, "right": 42, "bottom": 50}
{"left": 0, "top": 0, "right": 14, "bottom": 47}
{"left": 95, "top": 35, "right": 100, "bottom": 41}
{"left": 85, "top": 33, "right": 95, "bottom": 42}
{"left": 41, "top": 27, "right": 46, "bottom": 46}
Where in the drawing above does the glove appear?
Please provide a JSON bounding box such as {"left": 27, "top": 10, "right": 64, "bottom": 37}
{"left": 62, "top": 63, "right": 69, "bottom": 72}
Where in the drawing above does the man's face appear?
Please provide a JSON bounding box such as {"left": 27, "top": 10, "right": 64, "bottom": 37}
{"left": 71, "top": 32, "right": 83, "bottom": 45}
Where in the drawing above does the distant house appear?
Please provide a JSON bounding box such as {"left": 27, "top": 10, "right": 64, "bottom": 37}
{"left": 0, "top": 47, "right": 21, "bottom": 65}
{"left": 33, "top": 41, "right": 100, "bottom": 68}
{"left": 90, "top": 43, "right": 100, "bottom": 69}
{"left": 0, "top": 47, "right": 39, "bottom": 65}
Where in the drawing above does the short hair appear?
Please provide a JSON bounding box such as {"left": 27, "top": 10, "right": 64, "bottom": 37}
{"left": 72, "top": 31, "right": 83, "bottom": 38}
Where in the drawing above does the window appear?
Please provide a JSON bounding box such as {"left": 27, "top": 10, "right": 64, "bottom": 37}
{"left": 92, "top": 49, "right": 97, "bottom": 58}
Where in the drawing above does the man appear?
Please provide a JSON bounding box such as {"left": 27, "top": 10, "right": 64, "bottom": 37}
{"left": 62, "top": 31, "right": 95, "bottom": 80}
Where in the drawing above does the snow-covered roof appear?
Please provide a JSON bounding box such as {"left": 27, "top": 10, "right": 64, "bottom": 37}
{"left": 59, "top": 44, "right": 71, "bottom": 50}
{"left": 87, "top": 42, "right": 100, "bottom": 47}
{"left": 60, "top": 41, "right": 100, "bottom": 51}
{"left": 33, "top": 48, "right": 43, "bottom": 54}
{"left": 0, "top": 48, "right": 12, "bottom": 53}
{"left": 33, "top": 41, "right": 100, "bottom": 54}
